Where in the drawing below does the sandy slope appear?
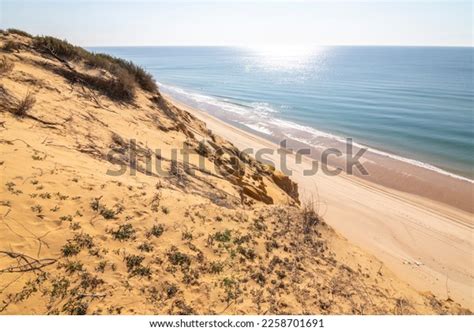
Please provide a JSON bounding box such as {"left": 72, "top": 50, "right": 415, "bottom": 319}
{"left": 0, "top": 31, "right": 470, "bottom": 314}
{"left": 172, "top": 98, "right": 474, "bottom": 310}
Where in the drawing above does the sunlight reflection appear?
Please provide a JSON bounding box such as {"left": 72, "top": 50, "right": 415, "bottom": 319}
{"left": 245, "top": 44, "right": 327, "bottom": 72}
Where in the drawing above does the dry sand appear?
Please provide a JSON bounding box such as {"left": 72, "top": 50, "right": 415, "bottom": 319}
{"left": 0, "top": 31, "right": 470, "bottom": 314}
{"left": 169, "top": 97, "right": 474, "bottom": 310}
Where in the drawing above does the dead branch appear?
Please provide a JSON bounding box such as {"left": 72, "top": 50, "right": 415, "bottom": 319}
{"left": 0, "top": 250, "right": 56, "bottom": 273}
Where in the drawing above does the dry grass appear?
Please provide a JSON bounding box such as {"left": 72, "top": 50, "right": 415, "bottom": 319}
{"left": 0, "top": 57, "right": 14, "bottom": 76}
{"left": 11, "top": 91, "right": 36, "bottom": 117}
{"left": 2, "top": 40, "right": 22, "bottom": 53}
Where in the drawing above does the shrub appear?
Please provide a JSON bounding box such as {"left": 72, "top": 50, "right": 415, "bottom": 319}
{"left": 213, "top": 230, "right": 232, "bottom": 242}
{"left": 197, "top": 141, "right": 210, "bottom": 156}
{"left": 138, "top": 242, "right": 154, "bottom": 252}
{"left": 2, "top": 40, "right": 21, "bottom": 53}
{"left": 124, "top": 254, "right": 145, "bottom": 271}
{"left": 124, "top": 254, "right": 151, "bottom": 277}
{"left": 61, "top": 242, "right": 80, "bottom": 257}
{"left": 86, "top": 53, "right": 157, "bottom": 93}
{"left": 167, "top": 246, "right": 191, "bottom": 268}
{"left": 148, "top": 224, "right": 164, "bottom": 238}
{"left": 209, "top": 261, "right": 224, "bottom": 274}
{"left": 73, "top": 233, "right": 94, "bottom": 249}
{"left": 34, "top": 36, "right": 157, "bottom": 95}
{"left": 33, "top": 36, "right": 85, "bottom": 60}
{"left": 11, "top": 91, "right": 35, "bottom": 117}
{"left": 302, "top": 203, "right": 320, "bottom": 234}
{"left": 64, "top": 261, "right": 83, "bottom": 274}
{"left": 0, "top": 57, "right": 14, "bottom": 76}
{"left": 7, "top": 28, "right": 32, "bottom": 38}
{"left": 111, "top": 224, "right": 136, "bottom": 241}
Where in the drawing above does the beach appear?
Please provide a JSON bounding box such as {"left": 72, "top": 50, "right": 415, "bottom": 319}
{"left": 167, "top": 95, "right": 474, "bottom": 310}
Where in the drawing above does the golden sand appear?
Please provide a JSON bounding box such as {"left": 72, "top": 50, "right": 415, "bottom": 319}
{"left": 0, "top": 32, "right": 470, "bottom": 314}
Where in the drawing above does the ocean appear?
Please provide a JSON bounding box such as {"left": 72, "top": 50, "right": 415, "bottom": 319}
{"left": 89, "top": 46, "right": 474, "bottom": 180}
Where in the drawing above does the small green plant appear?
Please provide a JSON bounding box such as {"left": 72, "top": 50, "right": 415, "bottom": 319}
{"left": 70, "top": 222, "right": 81, "bottom": 230}
{"left": 124, "top": 254, "right": 151, "bottom": 277}
{"left": 138, "top": 242, "right": 154, "bottom": 252}
{"left": 59, "top": 215, "right": 73, "bottom": 222}
{"left": 167, "top": 246, "right": 191, "bottom": 269}
{"left": 5, "top": 181, "right": 22, "bottom": 195}
{"left": 31, "top": 204, "right": 43, "bottom": 213}
{"left": 209, "top": 261, "right": 224, "bottom": 274}
{"left": 221, "top": 277, "right": 241, "bottom": 304}
{"left": 64, "top": 261, "right": 83, "bottom": 274}
{"left": 62, "top": 300, "right": 88, "bottom": 315}
{"left": 99, "top": 206, "right": 117, "bottom": 219}
{"left": 39, "top": 192, "right": 51, "bottom": 199}
{"left": 213, "top": 229, "right": 232, "bottom": 242}
{"left": 147, "top": 224, "right": 164, "bottom": 238}
{"left": 50, "top": 277, "right": 70, "bottom": 299}
{"left": 73, "top": 233, "right": 94, "bottom": 249}
{"left": 96, "top": 261, "right": 107, "bottom": 273}
{"left": 237, "top": 246, "right": 256, "bottom": 260}
{"left": 61, "top": 242, "right": 80, "bottom": 257}
{"left": 165, "top": 283, "right": 178, "bottom": 298}
{"left": 182, "top": 231, "right": 193, "bottom": 241}
{"left": 90, "top": 197, "right": 120, "bottom": 219}
{"left": 111, "top": 224, "right": 136, "bottom": 241}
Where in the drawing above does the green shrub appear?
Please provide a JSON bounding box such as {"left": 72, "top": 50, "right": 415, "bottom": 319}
{"left": 111, "top": 224, "right": 136, "bottom": 241}
{"left": 33, "top": 36, "right": 157, "bottom": 95}
{"left": 124, "top": 254, "right": 151, "bottom": 277}
{"left": 7, "top": 28, "right": 32, "bottom": 38}
{"left": 148, "top": 224, "right": 164, "bottom": 238}
{"left": 61, "top": 242, "right": 80, "bottom": 257}
{"left": 33, "top": 36, "right": 85, "bottom": 60}
{"left": 213, "top": 229, "right": 232, "bottom": 242}
{"left": 167, "top": 246, "right": 191, "bottom": 268}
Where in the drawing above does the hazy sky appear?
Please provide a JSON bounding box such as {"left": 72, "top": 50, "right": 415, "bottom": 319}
{"left": 0, "top": 0, "right": 472, "bottom": 46}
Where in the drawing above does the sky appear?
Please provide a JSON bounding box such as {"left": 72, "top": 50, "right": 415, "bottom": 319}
{"left": 0, "top": 0, "right": 472, "bottom": 46}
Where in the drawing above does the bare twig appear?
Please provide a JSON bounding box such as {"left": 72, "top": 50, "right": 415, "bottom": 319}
{"left": 0, "top": 250, "right": 56, "bottom": 273}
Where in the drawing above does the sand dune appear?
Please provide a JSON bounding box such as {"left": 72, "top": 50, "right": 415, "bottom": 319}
{"left": 0, "top": 31, "right": 470, "bottom": 314}
{"left": 173, "top": 98, "right": 474, "bottom": 310}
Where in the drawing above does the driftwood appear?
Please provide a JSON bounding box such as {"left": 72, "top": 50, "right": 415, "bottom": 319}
{"left": 0, "top": 250, "right": 56, "bottom": 273}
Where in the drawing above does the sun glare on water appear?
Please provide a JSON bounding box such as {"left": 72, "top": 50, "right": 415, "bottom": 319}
{"left": 245, "top": 44, "right": 327, "bottom": 72}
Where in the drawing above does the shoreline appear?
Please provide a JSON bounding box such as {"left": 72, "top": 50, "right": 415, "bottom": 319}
{"left": 160, "top": 86, "right": 473, "bottom": 213}
{"left": 165, "top": 94, "right": 474, "bottom": 309}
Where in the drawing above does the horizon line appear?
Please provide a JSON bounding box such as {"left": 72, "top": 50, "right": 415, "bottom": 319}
{"left": 84, "top": 44, "right": 474, "bottom": 48}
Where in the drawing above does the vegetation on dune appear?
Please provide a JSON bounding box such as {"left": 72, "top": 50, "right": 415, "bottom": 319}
{"left": 33, "top": 36, "right": 158, "bottom": 95}
{"left": 1, "top": 28, "right": 158, "bottom": 102}
{"left": 0, "top": 56, "right": 14, "bottom": 76}
{"left": 6, "top": 28, "right": 33, "bottom": 38}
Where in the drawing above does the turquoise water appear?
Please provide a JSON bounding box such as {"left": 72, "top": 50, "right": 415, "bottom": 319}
{"left": 90, "top": 46, "right": 474, "bottom": 180}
